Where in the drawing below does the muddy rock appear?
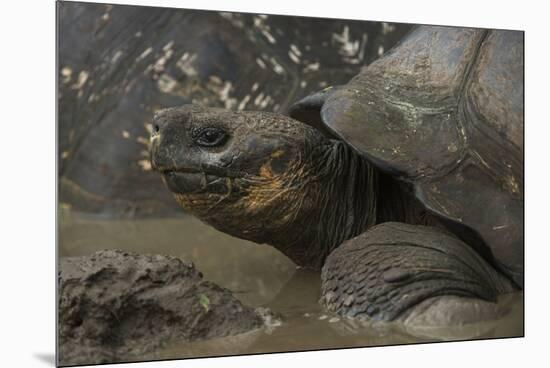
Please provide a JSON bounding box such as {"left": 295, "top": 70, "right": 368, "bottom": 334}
{"left": 58, "top": 249, "right": 264, "bottom": 365}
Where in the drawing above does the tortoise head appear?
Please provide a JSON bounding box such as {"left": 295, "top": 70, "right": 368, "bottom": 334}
{"left": 150, "top": 105, "right": 340, "bottom": 265}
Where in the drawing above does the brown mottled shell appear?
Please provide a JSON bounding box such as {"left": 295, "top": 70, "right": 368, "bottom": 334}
{"left": 293, "top": 26, "right": 524, "bottom": 286}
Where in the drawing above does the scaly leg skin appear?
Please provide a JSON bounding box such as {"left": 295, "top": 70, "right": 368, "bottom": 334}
{"left": 320, "top": 222, "right": 516, "bottom": 331}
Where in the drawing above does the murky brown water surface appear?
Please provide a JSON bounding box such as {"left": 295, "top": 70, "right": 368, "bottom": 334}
{"left": 59, "top": 211, "right": 523, "bottom": 361}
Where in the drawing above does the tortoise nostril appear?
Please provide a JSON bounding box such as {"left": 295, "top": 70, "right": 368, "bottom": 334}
{"left": 152, "top": 119, "right": 164, "bottom": 136}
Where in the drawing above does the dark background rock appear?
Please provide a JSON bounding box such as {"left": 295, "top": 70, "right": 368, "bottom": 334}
{"left": 58, "top": 249, "right": 263, "bottom": 366}
{"left": 57, "top": 2, "right": 412, "bottom": 217}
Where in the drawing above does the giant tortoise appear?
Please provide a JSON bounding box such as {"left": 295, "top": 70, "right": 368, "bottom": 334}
{"left": 150, "top": 25, "right": 523, "bottom": 323}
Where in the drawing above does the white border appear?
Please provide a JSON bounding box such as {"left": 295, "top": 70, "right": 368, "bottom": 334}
{"left": 2, "top": 0, "right": 547, "bottom": 367}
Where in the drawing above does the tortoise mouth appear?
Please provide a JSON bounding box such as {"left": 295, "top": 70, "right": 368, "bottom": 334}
{"left": 162, "top": 169, "right": 230, "bottom": 195}
{"left": 162, "top": 167, "right": 201, "bottom": 175}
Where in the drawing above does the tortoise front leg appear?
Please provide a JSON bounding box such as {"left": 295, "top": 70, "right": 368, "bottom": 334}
{"left": 321, "top": 222, "right": 516, "bottom": 325}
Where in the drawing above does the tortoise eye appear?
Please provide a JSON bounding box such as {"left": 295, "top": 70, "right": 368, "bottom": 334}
{"left": 193, "top": 127, "right": 228, "bottom": 147}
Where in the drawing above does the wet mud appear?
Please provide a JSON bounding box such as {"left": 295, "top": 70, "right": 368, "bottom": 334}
{"left": 58, "top": 249, "right": 269, "bottom": 365}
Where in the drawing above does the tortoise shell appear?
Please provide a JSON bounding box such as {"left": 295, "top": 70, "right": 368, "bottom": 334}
{"left": 290, "top": 26, "right": 524, "bottom": 287}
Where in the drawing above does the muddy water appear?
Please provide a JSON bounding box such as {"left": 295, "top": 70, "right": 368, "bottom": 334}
{"left": 59, "top": 211, "right": 524, "bottom": 361}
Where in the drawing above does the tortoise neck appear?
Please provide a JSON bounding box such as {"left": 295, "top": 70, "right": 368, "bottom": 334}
{"left": 299, "top": 141, "right": 433, "bottom": 269}
{"left": 296, "top": 140, "right": 379, "bottom": 267}
{"left": 233, "top": 139, "right": 428, "bottom": 271}
{"left": 172, "top": 126, "right": 428, "bottom": 271}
